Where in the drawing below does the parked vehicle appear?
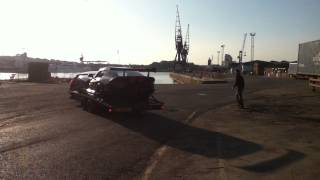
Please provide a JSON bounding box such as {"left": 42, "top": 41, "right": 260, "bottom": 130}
{"left": 76, "top": 67, "right": 163, "bottom": 113}
{"left": 69, "top": 71, "right": 97, "bottom": 97}
{"left": 288, "top": 63, "right": 297, "bottom": 78}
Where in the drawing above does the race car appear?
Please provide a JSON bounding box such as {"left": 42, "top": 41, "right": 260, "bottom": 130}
{"left": 78, "top": 67, "right": 163, "bottom": 113}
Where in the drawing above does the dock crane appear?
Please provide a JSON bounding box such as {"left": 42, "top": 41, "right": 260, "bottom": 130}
{"left": 173, "top": 5, "right": 190, "bottom": 72}
{"left": 174, "top": 5, "right": 184, "bottom": 65}
{"left": 238, "top": 33, "right": 247, "bottom": 70}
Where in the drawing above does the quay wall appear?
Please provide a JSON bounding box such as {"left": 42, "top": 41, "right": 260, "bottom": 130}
{"left": 170, "top": 73, "right": 228, "bottom": 84}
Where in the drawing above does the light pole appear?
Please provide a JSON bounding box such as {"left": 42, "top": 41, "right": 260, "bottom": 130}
{"left": 220, "top": 44, "right": 225, "bottom": 66}
{"left": 250, "top": 33, "right": 256, "bottom": 62}
{"left": 117, "top": 49, "right": 120, "bottom": 65}
{"left": 217, "top": 51, "right": 220, "bottom": 65}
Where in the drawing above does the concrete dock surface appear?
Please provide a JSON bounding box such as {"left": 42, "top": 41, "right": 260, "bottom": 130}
{"left": 0, "top": 77, "right": 319, "bottom": 179}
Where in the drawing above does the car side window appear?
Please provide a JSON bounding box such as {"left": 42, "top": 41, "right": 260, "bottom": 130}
{"left": 126, "top": 71, "right": 143, "bottom": 77}
{"left": 109, "top": 70, "right": 120, "bottom": 77}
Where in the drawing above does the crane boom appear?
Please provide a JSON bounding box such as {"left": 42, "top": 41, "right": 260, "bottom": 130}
{"left": 241, "top": 33, "right": 247, "bottom": 53}
{"left": 175, "top": 5, "right": 183, "bottom": 53}
{"left": 238, "top": 33, "right": 248, "bottom": 69}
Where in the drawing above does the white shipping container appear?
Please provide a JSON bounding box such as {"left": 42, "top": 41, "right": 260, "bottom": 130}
{"left": 288, "top": 63, "right": 297, "bottom": 75}
{"left": 297, "top": 40, "right": 320, "bottom": 76}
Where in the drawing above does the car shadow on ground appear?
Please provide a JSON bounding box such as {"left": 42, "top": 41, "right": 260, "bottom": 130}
{"left": 241, "top": 150, "right": 305, "bottom": 173}
{"left": 247, "top": 103, "right": 320, "bottom": 124}
{"left": 97, "top": 111, "right": 305, "bottom": 173}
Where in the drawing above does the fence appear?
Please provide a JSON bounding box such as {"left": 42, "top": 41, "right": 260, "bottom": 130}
{"left": 309, "top": 78, "right": 320, "bottom": 92}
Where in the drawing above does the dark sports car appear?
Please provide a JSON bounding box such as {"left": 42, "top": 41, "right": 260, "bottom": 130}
{"left": 70, "top": 67, "right": 162, "bottom": 113}
{"left": 88, "top": 67, "right": 156, "bottom": 106}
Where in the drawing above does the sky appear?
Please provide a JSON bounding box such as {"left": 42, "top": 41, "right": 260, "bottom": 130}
{"left": 0, "top": 0, "right": 319, "bottom": 65}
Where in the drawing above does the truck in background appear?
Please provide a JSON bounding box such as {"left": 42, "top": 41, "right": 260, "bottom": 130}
{"left": 297, "top": 40, "right": 320, "bottom": 78}
{"left": 288, "top": 63, "right": 297, "bottom": 78}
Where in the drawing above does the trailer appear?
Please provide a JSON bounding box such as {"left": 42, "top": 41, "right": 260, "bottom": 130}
{"left": 297, "top": 40, "right": 320, "bottom": 79}
{"left": 288, "top": 63, "right": 297, "bottom": 78}
{"left": 297, "top": 40, "right": 320, "bottom": 91}
{"left": 74, "top": 67, "right": 164, "bottom": 114}
{"left": 80, "top": 91, "right": 164, "bottom": 113}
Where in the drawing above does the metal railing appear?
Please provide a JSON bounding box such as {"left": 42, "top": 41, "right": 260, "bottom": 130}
{"left": 309, "top": 78, "right": 320, "bottom": 92}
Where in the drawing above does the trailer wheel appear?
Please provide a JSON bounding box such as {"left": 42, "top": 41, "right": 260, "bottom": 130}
{"left": 132, "top": 107, "right": 142, "bottom": 113}
{"left": 87, "top": 99, "right": 97, "bottom": 113}
{"left": 132, "top": 108, "right": 143, "bottom": 116}
{"left": 81, "top": 98, "right": 88, "bottom": 111}
{"left": 69, "top": 94, "right": 75, "bottom": 99}
{"left": 132, "top": 103, "right": 145, "bottom": 116}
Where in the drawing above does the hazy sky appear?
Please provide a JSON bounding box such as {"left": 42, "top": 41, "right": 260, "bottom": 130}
{"left": 0, "top": 0, "right": 319, "bottom": 65}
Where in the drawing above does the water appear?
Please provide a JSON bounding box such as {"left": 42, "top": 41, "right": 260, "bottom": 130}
{"left": 0, "top": 73, "right": 28, "bottom": 80}
{"left": 142, "top": 72, "right": 174, "bottom": 84}
{"left": 0, "top": 72, "right": 174, "bottom": 84}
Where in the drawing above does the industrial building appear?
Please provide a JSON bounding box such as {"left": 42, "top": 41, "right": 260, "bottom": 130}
{"left": 231, "top": 60, "right": 290, "bottom": 76}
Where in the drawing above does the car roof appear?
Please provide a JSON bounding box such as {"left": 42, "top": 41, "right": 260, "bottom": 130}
{"left": 98, "top": 66, "right": 130, "bottom": 71}
{"left": 77, "top": 71, "right": 97, "bottom": 75}
{"left": 97, "top": 66, "right": 156, "bottom": 73}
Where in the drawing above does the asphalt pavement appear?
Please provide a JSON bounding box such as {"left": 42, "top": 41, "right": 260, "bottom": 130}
{"left": 0, "top": 77, "right": 311, "bottom": 179}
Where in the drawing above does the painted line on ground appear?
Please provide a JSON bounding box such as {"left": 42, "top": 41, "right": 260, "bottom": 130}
{"left": 141, "top": 111, "right": 197, "bottom": 180}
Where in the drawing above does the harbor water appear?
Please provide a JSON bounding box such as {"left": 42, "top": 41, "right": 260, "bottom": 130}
{"left": 0, "top": 72, "right": 174, "bottom": 84}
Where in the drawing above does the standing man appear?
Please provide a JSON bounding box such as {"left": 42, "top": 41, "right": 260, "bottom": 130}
{"left": 233, "top": 69, "right": 245, "bottom": 108}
